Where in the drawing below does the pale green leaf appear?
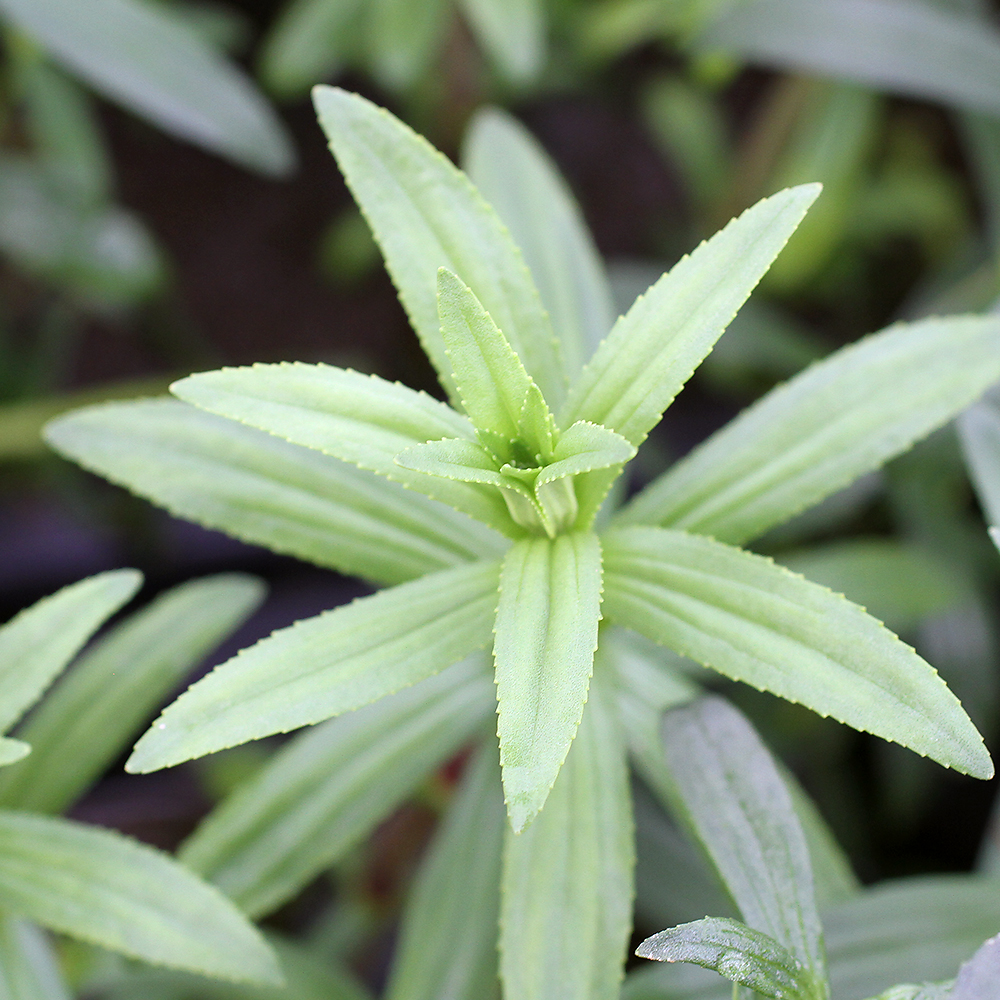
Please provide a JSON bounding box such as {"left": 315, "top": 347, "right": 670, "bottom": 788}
{"left": 0, "top": 913, "right": 70, "bottom": 1000}
{"left": 463, "top": 107, "right": 612, "bottom": 380}
{"left": 660, "top": 696, "right": 828, "bottom": 991}
{"left": 700, "top": 0, "right": 1000, "bottom": 117}
{"left": 0, "top": 0, "right": 294, "bottom": 175}
{"left": 621, "top": 315, "right": 1000, "bottom": 545}
{"left": 44, "top": 399, "right": 504, "bottom": 586}
{"left": 0, "top": 574, "right": 265, "bottom": 813}
{"left": 991, "top": 526, "right": 999, "bottom": 551}
{"left": 495, "top": 532, "right": 604, "bottom": 831}
{"left": 0, "top": 569, "right": 141, "bottom": 739}
{"left": 312, "top": 86, "right": 564, "bottom": 409}
{"left": 0, "top": 740, "right": 30, "bottom": 766}
{"left": 602, "top": 527, "right": 993, "bottom": 779}
{"left": 536, "top": 421, "right": 636, "bottom": 488}
{"left": 500, "top": 665, "right": 633, "bottom": 1000}
{"left": 179, "top": 657, "right": 494, "bottom": 917}
{"left": 172, "top": 362, "right": 516, "bottom": 535}
{"left": 458, "top": 0, "right": 545, "bottom": 81}
{"left": 779, "top": 539, "right": 965, "bottom": 635}
{"left": 558, "top": 184, "right": 820, "bottom": 446}
{"left": 386, "top": 742, "right": 504, "bottom": 1000}
{"left": 953, "top": 933, "right": 1000, "bottom": 1000}
{"left": 0, "top": 811, "right": 281, "bottom": 985}
{"left": 367, "top": 0, "right": 448, "bottom": 90}
{"left": 438, "top": 267, "right": 552, "bottom": 452}
{"left": 958, "top": 396, "right": 1000, "bottom": 527}
{"left": 395, "top": 438, "right": 509, "bottom": 486}
{"left": 127, "top": 559, "right": 499, "bottom": 773}
{"left": 636, "top": 917, "right": 817, "bottom": 1000}
{"left": 258, "top": 0, "right": 363, "bottom": 97}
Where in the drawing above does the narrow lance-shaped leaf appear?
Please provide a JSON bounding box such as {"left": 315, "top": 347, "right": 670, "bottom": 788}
{"left": 0, "top": 913, "right": 71, "bottom": 1000}
{"left": 0, "top": 811, "right": 281, "bottom": 985}
{"left": 311, "top": 86, "right": 564, "bottom": 409}
{"left": 958, "top": 396, "right": 1000, "bottom": 527}
{"left": 0, "top": 574, "right": 266, "bottom": 814}
{"left": 495, "top": 532, "right": 604, "bottom": 831}
{"left": 458, "top": 0, "right": 545, "bottom": 82}
{"left": 463, "top": 107, "right": 612, "bottom": 379}
{"left": 0, "top": 569, "right": 141, "bottom": 755}
{"left": 558, "top": 183, "right": 820, "bottom": 446}
{"left": 602, "top": 527, "right": 993, "bottom": 779}
{"left": 171, "top": 363, "right": 516, "bottom": 535}
{"left": 700, "top": 0, "right": 1000, "bottom": 118}
{"left": 438, "top": 267, "right": 553, "bottom": 456}
{"left": 620, "top": 315, "right": 1000, "bottom": 546}
{"left": 0, "top": 0, "right": 294, "bottom": 175}
{"left": 179, "top": 658, "right": 494, "bottom": 918}
{"left": 44, "top": 399, "right": 506, "bottom": 586}
{"left": 127, "top": 559, "right": 500, "bottom": 773}
{"left": 659, "top": 696, "right": 828, "bottom": 993}
{"left": 636, "top": 917, "right": 819, "bottom": 1000}
{"left": 500, "top": 665, "right": 634, "bottom": 1000}
{"left": 386, "top": 742, "right": 504, "bottom": 1000}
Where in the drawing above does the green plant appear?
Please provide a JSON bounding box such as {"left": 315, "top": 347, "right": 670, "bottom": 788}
{"left": 43, "top": 89, "right": 1000, "bottom": 999}
{"left": 0, "top": 569, "right": 281, "bottom": 993}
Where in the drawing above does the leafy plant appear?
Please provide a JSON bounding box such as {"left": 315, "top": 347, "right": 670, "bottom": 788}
{"left": 43, "top": 89, "right": 1000, "bottom": 998}
{"left": 0, "top": 569, "right": 282, "bottom": 993}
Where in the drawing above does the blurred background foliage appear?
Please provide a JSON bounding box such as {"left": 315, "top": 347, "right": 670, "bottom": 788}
{"left": 1, "top": 0, "right": 1000, "bottom": 994}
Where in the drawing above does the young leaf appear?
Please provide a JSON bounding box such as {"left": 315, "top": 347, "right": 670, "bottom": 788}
{"left": 500, "top": 666, "right": 633, "bottom": 1000}
{"left": 659, "top": 697, "right": 828, "bottom": 992}
{"left": 636, "top": 917, "right": 818, "bottom": 1000}
{"left": 0, "top": 569, "right": 141, "bottom": 743}
{"left": 958, "top": 397, "right": 1000, "bottom": 527}
{"left": 437, "top": 268, "right": 553, "bottom": 455}
{"left": 0, "top": 811, "right": 281, "bottom": 985}
{"left": 557, "top": 183, "right": 820, "bottom": 446}
{"left": 311, "top": 86, "right": 564, "bottom": 409}
{"left": 495, "top": 532, "right": 604, "bottom": 831}
{"left": 171, "top": 363, "right": 515, "bottom": 535}
{"left": 463, "top": 107, "right": 613, "bottom": 379}
{"left": 620, "top": 314, "right": 1000, "bottom": 546}
{"left": 0, "top": 913, "right": 70, "bottom": 1000}
{"left": 953, "top": 933, "right": 1000, "bottom": 1000}
{"left": 602, "top": 527, "right": 993, "bottom": 779}
{"left": 0, "top": 574, "right": 266, "bottom": 814}
{"left": 45, "top": 399, "right": 505, "bottom": 587}
{"left": 0, "top": 0, "right": 294, "bottom": 175}
{"left": 179, "top": 658, "right": 494, "bottom": 917}
{"left": 395, "top": 438, "right": 509, "bottom": 486}
{"left": 127, "top": 559, "right": 500, "bottom": 773}
{"left": 458, "top": 0, "right": 545, "bottom": 82}
{"left": 700, "top": 0, "right": 1000, "bottom": 117}
{"left": 536, "top": 421, "right": 636, "bottom": 488}
{"left": 385, "top": 742, "right": 504, "bottom": 1000}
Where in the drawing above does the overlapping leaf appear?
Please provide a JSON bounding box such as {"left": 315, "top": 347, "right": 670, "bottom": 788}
{"left": 44, "top": 399, "right": 504, "bottom": 586}
{"left": 0, "top": 811, "right": 281, "bottom": 984}
{"left": 602, "top": 527, "right": 992, "bottom": 778}
{"left": 958, "top": 395, "right": 1000, "bottom": 527}
{"left": 0, "top": 913, "right": 70, "bottom": 1000}
{"left": 495, "top": 532, "right": 604, "bottom": 830}
{"left": 621, "top": 315, "right": 1000, "bottom": 545}
{"left": 558, "top": 183, "right": 819, "bottom": 446}
{"left": 127, "top": 559, "right": 500, "bottom": 773}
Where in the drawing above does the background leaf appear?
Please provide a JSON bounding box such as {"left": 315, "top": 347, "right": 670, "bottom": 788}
{"left": 0, "top": 811, "right": 281, "bottom": 985}
{"left": 700, "top": 0, "right": 1000, "bottom": 117}
{"left": 127, "top": 560, "right": 499, "bottom": 772}
{"left": 495, "top": 532, "right": 603, "bottom": 831}
{"left": 458, "top": 0, "right": 545, "bottom": 82}
{"left": 385, "top": 742, "right": 504, "bottom": 1000}
{"left": 603, "top": 527, "right": 993, "bottom": 779}
{"left": 312, "top": 86, "right": 563, "bottom": 409}
{"left": 558, "top": 184, "right": 819, "bottom": 446}
{"left": 958, "top": 395, "right": 1000, "bottom": 527}
{"left": 500, "top": 665, "right": 633, "bottom": 1000}
{"left": 45, "top": 399, "right": 505, "bottom": 586}
{"left": 179, "top": 657, "right": 494, "bottom": 917}
{"left": 0, "top": 914, "right": 71, "bottom": 1000}
{"left": 621, "top": 316, "right": 1000, "bottom": 545}
{"left": 0, "top": 0, "right": 294, "bottom": 175}
{"left": 0, "top": 574, "right": 265, "bottom": 813}
{"left": 0, "top": 569, "right": 141, "bottom": 740}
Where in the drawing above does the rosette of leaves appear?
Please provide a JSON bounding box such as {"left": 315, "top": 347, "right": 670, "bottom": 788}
{"left": 45, "top": 89, "right": 1000, "bottom": 999}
